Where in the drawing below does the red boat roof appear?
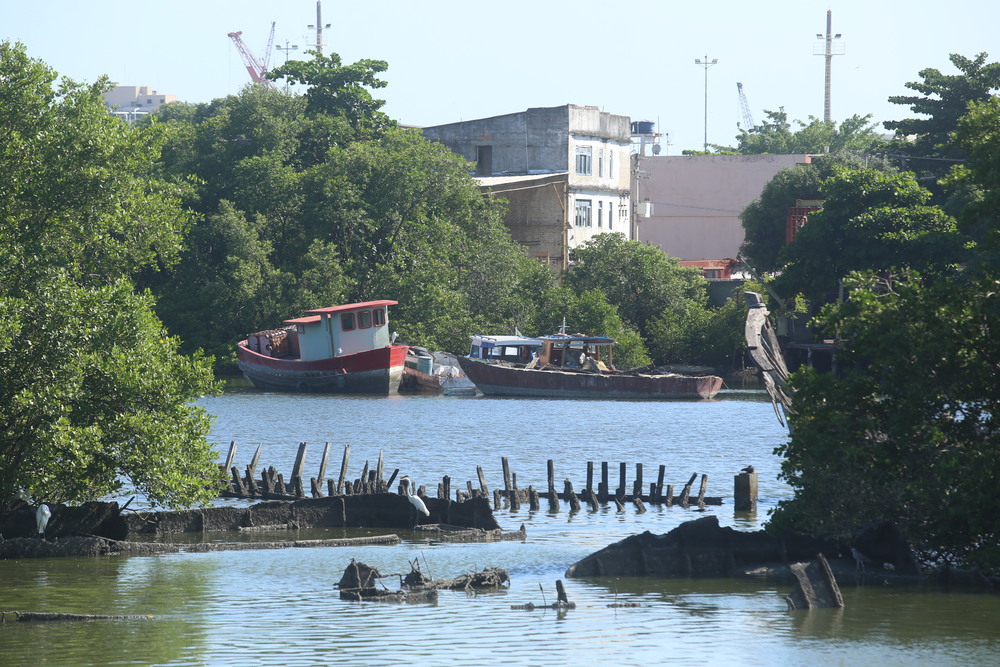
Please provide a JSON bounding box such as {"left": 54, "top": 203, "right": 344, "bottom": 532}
{"left": 283, "top": 315, "right": 322, "bottom": 325}
{"left": 305, "top": 300, "right": 398, "bottom": 315}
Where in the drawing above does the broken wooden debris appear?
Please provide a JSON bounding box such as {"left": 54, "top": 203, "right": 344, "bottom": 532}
{"left": 0, "top": 611, "right": 155, "bottom": 623}
{"left": 785, "top": 553, "right": 844, "bottom": 610}
{"left": 219, "top": 445, "right": 726, "bottom": 516}
{"left": 511, "top": 580, "right": 576, "bottom": 610}
{"left": 338, "top": 559, "right": 509, "bottom": 603}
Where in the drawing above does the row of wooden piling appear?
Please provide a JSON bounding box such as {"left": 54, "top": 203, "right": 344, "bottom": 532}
{"left": 219, "top": 442, "right": 755, "bottom": 512}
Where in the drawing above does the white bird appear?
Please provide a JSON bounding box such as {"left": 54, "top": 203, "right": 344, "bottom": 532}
{"left": 400, "top": 477, "right": 430, "bottom": 517}
{"left": 851, "top": 546, "right": 872, "bottom": 572}
{"left": 36, "top": 504, "right": 51, "bottom": 539}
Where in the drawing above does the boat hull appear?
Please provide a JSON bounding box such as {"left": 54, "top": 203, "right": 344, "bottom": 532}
{"left": 237, "top": 343, "right": 408, "bottom": 394}
{"left": 457, "top": 356, "right": 722, "bottom": 400}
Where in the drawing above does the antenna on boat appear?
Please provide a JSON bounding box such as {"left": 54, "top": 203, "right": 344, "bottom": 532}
{"left": 559, "top": 318, "right": 567, "bottom": 335}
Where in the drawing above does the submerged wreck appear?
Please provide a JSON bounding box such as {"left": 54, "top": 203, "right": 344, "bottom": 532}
{"left": 337, "top": 559, "right": 510, "bottom": 603}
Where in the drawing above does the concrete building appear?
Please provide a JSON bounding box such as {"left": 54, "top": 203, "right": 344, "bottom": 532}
{"left": 421, "top": 104, "right": 633, "bottom": 269}
{"left": 633, "top": 153, "right": 812, "bottom": 267}
{"left": 102, "top": 85, "right": 177, "bottom": 123}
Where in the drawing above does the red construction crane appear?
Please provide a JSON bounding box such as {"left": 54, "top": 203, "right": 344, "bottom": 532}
{"left": 228, "top": 22, "right": 276, "bottom": 87}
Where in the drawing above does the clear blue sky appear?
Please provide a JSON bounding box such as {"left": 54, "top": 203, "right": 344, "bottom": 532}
{"left": 3, "top": 0, "right": 996, "bottom": 153}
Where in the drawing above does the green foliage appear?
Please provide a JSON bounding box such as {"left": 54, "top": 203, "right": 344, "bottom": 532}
{"left": 717, "top": 108, "right": 885, "bottom": 156}
{"left": 770, "top": 272, "right": 1000, "bottom": 571}
{"left": 739, "top": 165, "right": 823, "bottom": 273}
{"left": 646, "top": 286, "right": 750, "bottom": 368}
{"left": 774, "top": 167, "right": 966, "bottom": 301}
{"left": 885, "top": 53, "right": 1000, "bottom": 164}
{"left": 0, "top": 42, "right": 222, "bottom": 507}
{"left": 563, "top": 234, "right": 707, "bottom": 338}
{"left": 269, "top": 52, "right": 393, "bottom": 139}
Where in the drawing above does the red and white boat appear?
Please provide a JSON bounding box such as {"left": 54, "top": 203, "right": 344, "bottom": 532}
{"left": 236, "top": 300, "right": 409, "bottom": 394}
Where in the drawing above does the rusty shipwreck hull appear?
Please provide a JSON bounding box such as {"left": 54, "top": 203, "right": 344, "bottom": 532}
{"left": 457, "top": 356, "right": 722, "bottom": 400}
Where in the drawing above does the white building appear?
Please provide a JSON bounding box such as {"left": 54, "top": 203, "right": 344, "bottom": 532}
{"left": 421, "top": 105, "right": 633, "bottom": 269}
{"left": 102, "top": 85, "right": 177, "bottom": 123}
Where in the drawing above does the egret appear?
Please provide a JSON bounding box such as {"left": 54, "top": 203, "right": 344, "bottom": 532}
{"left": 36, "top": 504, "right": 51, "bottom": 539}
{"left": 400, "top": 476, "right": 430, "bottom": 517}
{"left": 851, "top": 546, "right": 872, "bottom": 572}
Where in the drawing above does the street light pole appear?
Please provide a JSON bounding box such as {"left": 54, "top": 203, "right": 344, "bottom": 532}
{"left": 694, "top": 54, "right": 718, "bottom": 151}
{"left": 276, "top": 40, "right": 299, "bottom": 64}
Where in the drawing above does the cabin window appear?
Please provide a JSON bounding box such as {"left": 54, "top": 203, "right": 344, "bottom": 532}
{"left": 373, "top": 308, "right": 386, "bottom": 326}
{"left": 341, "top": 313, "right": 355, "bottom": 331}
{"left": 359, "top": 310, "right": 372, "bottom": 328}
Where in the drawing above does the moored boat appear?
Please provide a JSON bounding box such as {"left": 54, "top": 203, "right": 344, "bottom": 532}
{"left": 457, "top": 332, "right": 722, "bottom": 400}
{"left": 236, "top": 300, "right": 408, "bottom": 394}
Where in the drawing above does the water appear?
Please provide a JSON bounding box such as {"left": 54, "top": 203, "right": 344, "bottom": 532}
{"left": 2, "top": 389, "right": 998, "bottom": 666}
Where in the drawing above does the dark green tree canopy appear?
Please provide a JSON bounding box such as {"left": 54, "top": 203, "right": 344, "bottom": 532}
{"left": 775, "top": 167, "right": 965, "bottom": 300}
{"left": 884, "top": 52, "right": 1000, "bottom": 161}
{"left": 721, "top": 108, "right": 885, "bottom": 156}
{"left": 0, "top": 41, "right": 221, "bottom": 508}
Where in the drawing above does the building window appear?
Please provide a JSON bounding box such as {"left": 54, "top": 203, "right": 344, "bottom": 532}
{"left": 598, "top": 201, "right": 603, "bottom": 228}
{"left": 609, "top": 149, "right": 614, "bottom": 177}
{"left": 575, "top": 199, "right": 592, "bottom": 227}
{"left": 598, "top": 149, "right": 604, "bottom": 177}
{"left": 575, "top": 146, "right": 592, "bottom": 175}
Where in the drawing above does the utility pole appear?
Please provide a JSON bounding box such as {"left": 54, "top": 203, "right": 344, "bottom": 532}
{"left": 814, "top": 10, "right": 844, "bottom": 123}
{"left": 308, "top": 0, "right": 331, "bottom": 55}
{"left": 276, "top": 40, "right": 299, "bottom": 64}
{"left": 694, "top": 55, "right": 718, "bottom": 151}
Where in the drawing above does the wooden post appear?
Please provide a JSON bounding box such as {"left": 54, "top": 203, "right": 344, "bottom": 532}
{"left": 586, "top": 461, "right": 594, "bottom": 493}
{"left": 222, "top": 441, "right": 237, "bottom": 474}
{"left": 375, "top": 449, "right": 384, "bottom": 485}
{"left": 386, "top": 468, "right": 399, "bottom": 490}
{"left": 613, "top": 496, "right": 625, "bottom": 512}
{"left": 248, "top": 444, "right": 262, "bottom": 478}
{"left": 564, "top": 480, "right": 581, "bottom": 511}
{"left": 442, "top": 475, "right": 451, "bottom": 502}
{"left": 510, "top": 472, "right": 520, "bottom": 510}
{"left": 327, "top": 479, "right": 335, "bottom": 496}
{"left": 547, "top": 460, "right": 558, "bottom": 511}
{"left": 735, "top": 471, "right": 758, "bottom": 512}
{"left": 477, "top": 466, "right": 489, "bottom": 497}
{"left": 317, "top": 442, "right": 331, "bottom": 487}
{"left": 337, "top": 444, "right": 351, "bottom": 495}
{"left": 502, "top": 457, "right": 512, "bottom": 495}
{"left": 528, "top": 486, "right": 540, "bottom": 511}
{"left": 600, "top": 462, "right": 609, "bottom": 504}
{"left": 556, "top": 580, "right": 569, "bottom": 605}
{"left": 584, "top": 487, "right": 599, "bottom": 511}
{"left": 466, "top": 480, "right": 475, "bottom": 500}
{"left": 230, "top": 467, "right": 246, "bottom": 496}
{"left": 656, "top": 465, "right": 666, "bottom": 504}
{"left": 617, "top": 462, "right": 626, "bottom": 499}
{"left": 665, "top": 484, "right": 674, "bottom": 507}
{"left": 697, "top": 474, "right": 708, "bottom": 506}
{"left": 359, "top": 461, "right": 370, "bottom": 494}
{"left": 680, "top": 473, "right": 697, "bottom": 508}
{"left": 633, "top": 463, "right": 644, "bottom": 499}
{"left": 291, "top": 442, "right": 308, "bottom": 483}
{"left": 493, "top": 489, "right": 501, "bottom": 511}
{"left": 633, "top": 496, "right": 646, "bottom": 513}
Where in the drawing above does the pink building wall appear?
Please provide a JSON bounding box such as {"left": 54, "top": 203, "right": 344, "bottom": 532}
{"left": 635, "top": 154, "right": 811, "bottom": 261}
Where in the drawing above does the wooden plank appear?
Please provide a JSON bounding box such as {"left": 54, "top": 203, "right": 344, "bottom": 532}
{"left": 477, "top": 466, "right": 489, "bottom": 496}
{"left": 317, "top": 442, "right": 331, "bottom": 485}
{"left": 222, "top": 441, "right": 237, "bottom": 474}
{"left": 291, "top": 442, "right": 308, "bottom": 481}
{"left": 337, "top": 444, "right": 351, "bottom": 495}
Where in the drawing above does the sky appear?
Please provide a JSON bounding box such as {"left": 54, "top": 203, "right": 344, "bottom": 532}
{"left": 3, "top": 0, "right": 997, "bottom": 154}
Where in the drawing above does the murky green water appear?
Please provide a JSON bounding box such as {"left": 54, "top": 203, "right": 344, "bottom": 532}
{"left": 2, "top": 390, "right": 998, "bottom": 666}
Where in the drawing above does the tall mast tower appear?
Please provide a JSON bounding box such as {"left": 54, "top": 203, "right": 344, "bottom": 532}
{"left": 309, "top": 0, "right": 331, "bottom": 55}
{"left": 814, "top": 10, "right": 845, "bottom": 123}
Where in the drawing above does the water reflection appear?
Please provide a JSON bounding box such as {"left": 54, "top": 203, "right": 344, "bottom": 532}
{"left": 3, "top": 391, "right": 998, "bottom": 665}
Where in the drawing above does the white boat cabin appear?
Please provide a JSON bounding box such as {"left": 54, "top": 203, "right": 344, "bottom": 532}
{"left": 468, "top": 335, "right": 542, "bottom": 364}
{"left": 250, "top": 300, "right": 397, "bottom": 361}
